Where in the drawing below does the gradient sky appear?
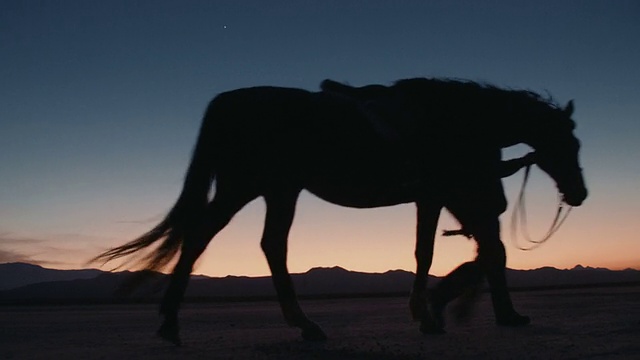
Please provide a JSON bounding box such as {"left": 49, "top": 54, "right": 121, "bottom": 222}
{"left": 1, "top": 1, "right": 639, "bottom": 277}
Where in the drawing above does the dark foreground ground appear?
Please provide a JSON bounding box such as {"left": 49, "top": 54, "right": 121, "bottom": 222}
{"left": 1, "top": 286, "right": 639, "bottom": 359}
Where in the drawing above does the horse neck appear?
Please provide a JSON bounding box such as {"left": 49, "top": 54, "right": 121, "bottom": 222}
{"left": 477, "top": 110, "right": 526, "bottom": 150}
{"left": 496, "top": 102, "right": 554, "bottom": 150}
{"left": 479, "top": 88, "right": 560, "bottom": 150}
{"left": 513, "top": 117, "right": 556, "bottom": 152}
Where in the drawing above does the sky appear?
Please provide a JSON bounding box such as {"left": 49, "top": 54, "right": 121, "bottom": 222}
{"left": 1, "top": 1, "right": 639, "bottom": 278}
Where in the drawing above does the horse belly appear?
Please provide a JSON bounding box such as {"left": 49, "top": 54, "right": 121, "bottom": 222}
{"left": 306, "top": 187, "right": 416, "bottom": 208}
{"left": 304, "top": 165, "right": 421, "bottom": 208}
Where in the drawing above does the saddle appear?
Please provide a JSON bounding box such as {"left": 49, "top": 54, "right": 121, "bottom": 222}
{"left": 320, "top": 79, "right": 411, "bottom": 143}
{"left": 320, "top": 79, "right": 391, "bottom": 101}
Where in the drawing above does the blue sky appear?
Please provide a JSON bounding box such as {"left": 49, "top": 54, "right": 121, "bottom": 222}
{"left": 1, "top": 1, "right": 639, "bottom": 276}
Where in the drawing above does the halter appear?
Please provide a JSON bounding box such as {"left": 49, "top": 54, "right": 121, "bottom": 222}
{"left": 509, "top": 164, "right": 573, "bottom": 251}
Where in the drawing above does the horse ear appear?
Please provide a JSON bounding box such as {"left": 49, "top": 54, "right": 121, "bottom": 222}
{"left": 564, "top": 100, "right": 575, "bottom": 116}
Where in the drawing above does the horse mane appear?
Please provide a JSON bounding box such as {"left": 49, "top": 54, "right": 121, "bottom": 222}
{"left": 390, "top": 77, "right": 579, "bottom": 137}
{"left": 320, "top": 77, "right": 563, "bottom": 113}
{"left": 392, "top": 77, "right": 563, "bottom": 111}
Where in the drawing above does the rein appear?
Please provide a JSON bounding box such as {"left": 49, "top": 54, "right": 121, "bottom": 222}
{"left": 442, "top": 164, "right": 572, "bottom": 250}
{"left": 509, "top": 164, "right": 572, "bottom": 251}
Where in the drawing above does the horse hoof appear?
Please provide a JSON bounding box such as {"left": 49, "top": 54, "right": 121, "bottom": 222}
{"left": 496, "top": 313, "right": 531, "bottom": 327}
{"left": 157, "top": 323, "right": 182, "bottom": 346}
{"left": 301, "top": 323, "right": 328, "bottom": 341}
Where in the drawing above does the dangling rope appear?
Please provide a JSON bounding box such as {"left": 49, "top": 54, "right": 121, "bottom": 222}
{"left": 509, "top": 164, "right": 572, "bottom": 251}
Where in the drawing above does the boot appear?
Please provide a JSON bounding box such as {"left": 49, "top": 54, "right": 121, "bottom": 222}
{"left": 490, "top": 287, "right": 530, "bottom": 326}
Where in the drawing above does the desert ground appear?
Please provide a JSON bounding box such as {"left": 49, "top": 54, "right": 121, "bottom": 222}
{"left": 1, "top": 286, "right": 638, "bottom": 359}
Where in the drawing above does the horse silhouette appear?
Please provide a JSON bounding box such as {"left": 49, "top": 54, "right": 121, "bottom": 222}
{"left": 93, "top": 78, "right": 587, "bottom": 344}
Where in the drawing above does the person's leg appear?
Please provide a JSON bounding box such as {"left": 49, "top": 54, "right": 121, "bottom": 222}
{"left": 443, "top": 207, "right": 529, "bottom": 326}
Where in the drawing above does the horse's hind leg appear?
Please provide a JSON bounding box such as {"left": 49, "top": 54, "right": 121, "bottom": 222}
{"left": 260, "top": 190, "right": 327, "bottom": 341}
{"left": 158, "top": 189, "right": 257, "bottom": 345}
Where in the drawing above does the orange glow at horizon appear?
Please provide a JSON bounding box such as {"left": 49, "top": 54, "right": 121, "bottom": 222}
{"left": 186, "top": 188, "right": 640, "bottom": 278}
{"left": 10, "top": 169, "right": 640, "bottom": 279}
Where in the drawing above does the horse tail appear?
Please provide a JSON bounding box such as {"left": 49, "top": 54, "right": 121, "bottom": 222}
{"left": 91, "top": 105, "right": 217, "bottom": 273}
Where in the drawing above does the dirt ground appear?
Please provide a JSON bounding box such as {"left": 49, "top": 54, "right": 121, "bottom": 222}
{"left": 1, "top": 286, "right": 639, "bottom": 359}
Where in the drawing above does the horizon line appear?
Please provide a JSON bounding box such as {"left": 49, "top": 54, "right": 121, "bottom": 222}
{"left": 3, "top": 261, "right": 639, "bottom": 278}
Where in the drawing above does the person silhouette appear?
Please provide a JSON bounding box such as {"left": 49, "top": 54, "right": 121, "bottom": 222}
{"left": 429, "top": 151, "right": 537, "bottom": 329}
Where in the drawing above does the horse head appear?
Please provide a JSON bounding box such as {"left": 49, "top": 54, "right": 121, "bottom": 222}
{"left": 531, "top": 100, "right": 588, "bottom": 207}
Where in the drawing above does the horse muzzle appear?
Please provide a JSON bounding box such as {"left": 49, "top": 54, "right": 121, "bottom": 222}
{"left": 562, "top": 187, "right": 588, "bottom": 207}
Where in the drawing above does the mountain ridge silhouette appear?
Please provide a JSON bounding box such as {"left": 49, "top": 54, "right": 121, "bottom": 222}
{"left": 1, "top": 262, "right": 639, "bottom": 305}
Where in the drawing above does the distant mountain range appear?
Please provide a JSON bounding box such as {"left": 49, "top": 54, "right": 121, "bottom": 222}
{"left": 1, "top": 262, "right": 639, "bottom": 304}
{"left": 0, "top": 262, "right": 103, "bottom": 291}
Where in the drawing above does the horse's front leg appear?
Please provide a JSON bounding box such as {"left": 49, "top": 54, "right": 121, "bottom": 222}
{"left": 410, "top": 202, "right": 442, "bottom": 330}
{"left": 261, "top": 190, "right": 327, "bottom": 341}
